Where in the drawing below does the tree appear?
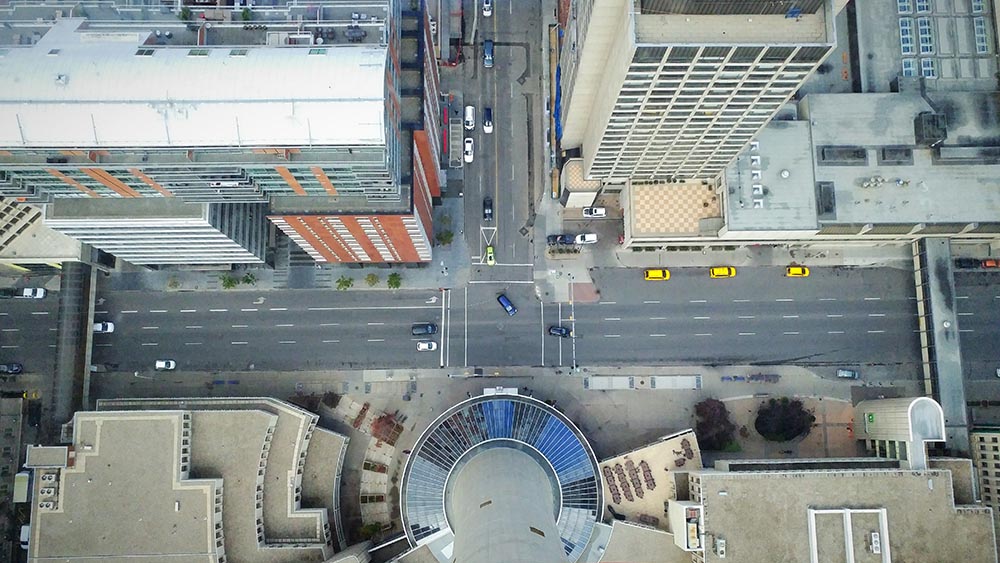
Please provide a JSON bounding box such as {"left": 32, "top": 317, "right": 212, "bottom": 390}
{"left": 365, "top": 273, "right": 379, "bottom": 287}
{"left": 754, "top": 397, "right": 816, "bottom": 442}
{"left": 336, "top": 275, "right": 354, "bottom": 291}
{"left": 179, "top": 6, "right": 192, "bottom": 20}
{"left": 358, "top": 522, "right": 383, "bottom": 540}
{"left": 241, "top": 7, "right": 252, "bottom": 21}
{"left": 220, "top": 274, "right": 239, "bottom": 289}
{"left": 435, "top": 229, "right": 454, "bottom": 246}
{"left": 242, "top": 272, "right": 257, "bottom": 286}
{"left": 693, "top": 398, "right": 737, "bottom": 451}
{"left": 387, "top": 272, "right": 402, "bottom": 289}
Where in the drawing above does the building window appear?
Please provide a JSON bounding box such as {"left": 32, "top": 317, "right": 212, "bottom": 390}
{"left": 229, "top": 48, "right": 248, "bottom": 57}
{"left": 633, "top": 46, "right": 666, "bottom": 64}
{"left": 974, "top": 17, "right": 989, "bottom": 54}
{"left": 917, "top": 17, "right": 934, "bottom": 54}
{"left": 972, "top": 0, "right": 984, "bottom": 12}
{"left": 897, "top": 0, "right": 912, "bottom": 12}
{"left": 899, "top": 18, "right": 915, "bottom": 55}
{"left": 188, "top": 49, "right": 210, "bottom": 57}
{"left": 135, "top": 48, "right": 155, "bottom": 56}
{"left": 921, "top": 58, "right": 936, "bottom": 78}
{"left": 901, "top": 58, "right": 916, "bottom": 77}
{"left": 915, "top": 0, "right": 930, "bottom": 12}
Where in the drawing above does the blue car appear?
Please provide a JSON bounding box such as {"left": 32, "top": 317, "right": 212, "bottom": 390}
{"left": 497, "top": 294, "right": 517, "bottom": 316}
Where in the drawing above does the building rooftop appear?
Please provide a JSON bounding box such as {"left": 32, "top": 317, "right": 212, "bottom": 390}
{"left": 0, "top": 18, "right": 387, "bottom": 149}
{"left": 634, "top": 11, "right": 831, "bottom": 45}
{"left": 697, "top": 468, "right": 997, "bottom": 562}
{"left": 598, "top": 521, "right": 689, "bottom": 563}
{"left": 625, "top": 181, "right": 722, "bottom": 239}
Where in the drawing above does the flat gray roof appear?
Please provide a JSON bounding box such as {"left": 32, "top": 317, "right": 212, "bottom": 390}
{"left": 47, "top": 197, "right": 208, "bottom": 220}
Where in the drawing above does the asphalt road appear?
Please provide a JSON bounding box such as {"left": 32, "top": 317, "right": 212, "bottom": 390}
{"left": 85, "top": 265, "right": 927, "bottom": 372}
{"left": 954, "top": 271, "right": 1000, "bottom": 379}
{"left": 0, "top": 296, "right": 59, "bottom": 374}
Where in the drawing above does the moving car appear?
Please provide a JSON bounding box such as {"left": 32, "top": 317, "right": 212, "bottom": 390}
{"left": 463, "top": 138, "right": 474, "bottom": 163}
{"left": 417, "top": 341, "right": 438, "bottom": 352}
{"left": 485, "top": 245, "right": 496, "bottom": 266}
{"left": 574, "top": 233, "right": 598, "bottom": 245}
{"left": 0, "top": 287, "right": 46, "bottom": 299}
{"left": 837, "top": 368, "right": 859, "bottom": 379}
{"left": 464, "top": 105, "right": 476, "bottom": 130}
{"left": 548, "top": 326, "right": 572, "bottom": 338}
{"left": 483, "top": 0, "right": 492, "bottom": 16}
{"left": 547, "top": 234, "right": 575, "bottom": 245}
{"left": 785, "top": 265, "right": 810, "bottom": 278}
{"left": 582, "top": 207, "right": 606, "bottom": 218}
{"left": 709, "top": 266, "right": 736, "bottom": 279}
{"left": 983, "top": 258, "right": 1000, "bottom": 269}
{"left": 644, "top": 268, "right": 670, "bottom": 281}
{"left": 497, "top": 294, "right": 517, "bottom": 316}
{"left": 93, "top": 321, "right": 115, "bottom": 334}
{"left": 483, "top": 196, "right": 493, "bottom": 221}
{"left": 411, "top": 322, "right": 438, "bottom": 336}
{"left": 155, "top": 359, "right": 176, "bottom": 371}
{"left": 483, "top": 107, "right": 493, "bottom": 134}
{"left": 0, "top": 363, "right": 23, "bottom": 375}
{"left": 483, "top": 39, "right": 494, "bottom": 68}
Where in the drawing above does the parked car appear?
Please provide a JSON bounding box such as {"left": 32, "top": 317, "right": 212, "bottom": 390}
{"left": 411, "top": 323, "right": 438, "bottom": 336}
{"left": 644, "top": 268, "right": 670, "bottom": 281}
{"left": 0, "top": 363, "right": 23, "bottom": 375}
{"left": 574, "top": 233, "right": 598, "bottom": 245}
{"left": 416, "top": 341, "right": 438, "bottom": 352}
{"left": 547, "top": 234, "right": 575, "bottom": 245}
{"left": 582, "top": 207, "right": 606, "bottom": 218}
{"left": 93, "top": 321, "right": 115, "bottom": 334}
{"left": 485, "top": 245, "right": 496, "bottom": 266}
{"left": 155, "top": 359, "right": 176, "bottom": 371}
{"left": 548, "top": 326, "right": 572, "bottom": 338}
{"left": 463, "top": 138, "right": 474, "bottom": 163}
{"left": 837, "top": 369, "right": 859, "bottom": 379}
{"left": 709, "top": 266, "right": 736, "bottom": 279}
{"left": 0, "top": 287, "right": 46, "bottom": 299}
{"left": 464, "top": 105, "right": 476, "bottom": 130}
{"left": 482, "top": 0, "right": 492, "bottom": 16}
{"left": 483, "top": 196, "right": 493, "bottom": 221}
{"left": 483, "top": 39, "right": 494, "bottom": 68}
{"left": 483, "top": 107, "right": 494, "bottom": 134}
{"left": 497, "top": 294, "right": 517, "bottom": 316}
{"left": 785, "top": 265, "right": 810, "bottom": 278}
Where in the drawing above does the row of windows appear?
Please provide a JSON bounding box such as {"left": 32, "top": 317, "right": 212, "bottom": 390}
{"left": 632, "top": 46, "right": 828, "bottom": 65}
{"left": 901, "top": 58, "right": 937, "bottom": 78}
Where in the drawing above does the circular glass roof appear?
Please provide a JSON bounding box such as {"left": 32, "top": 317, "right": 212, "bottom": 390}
{"left": 400, "top": 394, "right": 602, "bottom": 562}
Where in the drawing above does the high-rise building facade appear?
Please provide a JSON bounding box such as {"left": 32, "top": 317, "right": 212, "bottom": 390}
{"left": 559, "top": 0, "right": 836, "bottom": 182}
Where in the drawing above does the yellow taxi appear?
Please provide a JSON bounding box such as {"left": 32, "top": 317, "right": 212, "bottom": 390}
{"left": 785, "top": 265, "right": 810, "bottom": 277}
{"left": 709, "top": 266, "right": 736, "bottom": 279}
{"left": 485, "top": 246, "right": 496, "bottom": 266}
{"left": 644, "top": 268, "right": 670, "bottom": 281}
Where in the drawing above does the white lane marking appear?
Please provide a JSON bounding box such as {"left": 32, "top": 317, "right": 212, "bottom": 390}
{"left": 695, "top": 333, "right": 713, "bottom": 337}
{"left": 269, "top": 307, "right": 287, "bottom": 311}
{"left": 367, "top": 338, "right": 385, "bottom": 342}
{"left": 31, "top": 311, "right": 49, "bottom": 315}
{"left": 231, "top": 341, "right": 248, "bottom": 345}
{"left": 1, "top": 328, "right": 19, "bottom": 332}
{"left": 180, "top": 309, "right": 197, "bottom": 313}
{"left": 307, "top": 305, "right": 438, "bottom": 311}
{"left": 650, "top": 333, "right": 667, "bottom": 337}
{"left": 738, "top": 332, "right": 756, "bottom": 336}
{"left": 783, "top": 331, "right": 800, "bottom": 335}
{"left": 141, "top": 326, "right": 158, "bottom": 330}
{"left": 367, "top": 322, "right": 385, "bottom": 326}
{"left": 49, "top": 328, "right": 57, "bottom": 332}
{"left": 693, "top": 316, "right": 711, "bottom": 320}
{"left": 94, "top": 343, "right": 113, "bottom": 347}
{"left": 0, "top": 345, "right": 18, "bottom": 349}
{"left": 94, "top": 310, "right": 108, "bottom": 314}
{"left": 141, "top": 342, "right": 158, "bottom": 346}
{"left": 599, "top": 301, "right": 617, "bottom": 305}
{"left": 241, "top": 308, "right": 258, "bottom": 312}
{"left": 184, "top": 342, "right": 203, "bottom": 346}
{"left": 828, "top": 330, "right": 845, "bottom": 334}
{"left": 643, "top": 300, "right": 661, "bottom": 304}
{"left": 867, "top": 330, "right": 885, "bottom": 334}
{"left": 650, "top": 316, "right": 668, "bottom": 320}
{"left": 819, "top": 298, "right": 837, "bottom": 301}
{"left": 957, "top": 312, "right": 974, "bottom": 316}
{"left": 320, "top": 322, "right": 339, "bottom": 326}
{"left": 959, "top": 329, "right": 975, "bottom": 333}
{"left": 604, "top": 334, "right": 621, "bottom": 338}
{"left": 776, "top": 298, "right": 794, "bottom": 302}
{"left": 864, "top": 297, "right": 881, "bottom": 301}
{"left": 690, "top": 299, "right": 707, "bottom": 303}
{"left": 868, "top": 313, "right": 886, "bottom": 317}
{"left": 738, "top": 315, "right": 755, "bottom": 319}
{"left": 210, "top": 308, "right": 228, "bottom": 312}
{"left": 149, "top": 309, "right": 167, "bottom": 313}
{"left": 732, "top": 299, "right": 750, "bottom": 303}
{"left": 231, "top": 324, "right": 248, "bottom": 328}
{"left": 827, "top": 314, "right": 843, "bottom": 318}
{"left": 604, "top": 317, "right": 621, "bottom": 321}
{"left": 0, "top": 312, "right": 6, "bottom": 316}
{"left": 275, "top": 324, "right": 294, "bottom": 327}
{"left": 956, "top": 295, "right": 969, "bottom": 299}
{"left": 322, "top": 339, "right": 340, "bottom": 343}
{"left": 782, "top": 315, "right": 799, "bottom": 319}
{"left": 121, "top": 310, "right": 138, "bottom": 314}
{"left": 279, "top": 340, "right": 296, "bottom": 344}
{"left": 185, "top": 325, "right": 202, "bottom": 329}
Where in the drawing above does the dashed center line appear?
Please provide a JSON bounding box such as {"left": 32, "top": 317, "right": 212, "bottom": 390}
{"left": 180, "top": 309, "right": 197, "bottom": 313}
{"left": 270, "top": 307, "right": 288, "bottom": 311}
{"left": 775, "top": 298, "right": 794, "bottom": 302}
{"left": 0, "top": 345, "right": 18, "bottom": 349}
{"left": 868, "top": 313, "right": 886, "bottom": 317}
{"left": 241, "top": 308, "right": 258, "bottom": 312}
{"left": 828, "top": 330, "right": 845, "bottom": 334}
{"left": 604, "top": 334, "right": 621, "bottom": 338}
{"left": 1, "top": 328, "right": 19, "bottom": 332}
{"left": 94, "top": 310, "right": 108, "bottom": 315}
{"left": 819, "top": 298, "right": 837, "bottom": 302}
{"left": 783, "top": 331, "right": 800, "bottom": 335}
{"left": 368, "top": 322, "right": 385, "bottom": 326}
{"left": 959, "top": 329, "right": 975, "bottom": 333}
{"left": 650, "top": 316, "right": 668, "bottom": 320}
{"left": 141, "top": 342, "right": 158, "bottom": 346}
{"left": 690, "top": 299, "right": 707, "bottom": 303}
{"left": 827, "top": 314, "right": 843, "bottom": 318}
{"left": 275, "top": 324, "right": 295, "bottom": 327}
{"left": 141, "top": 326, "right": 159, "bottom": 330}
{"left": 232, "top": 324, "right": 248, "bottom": 328}
{"left": 604, "top": 317, "right": 621, "bottom": 321}
{"left": 231, "top": 341, "right": 248, "bottom": 345}
{"left": 185, "top": 325, "right": 202, "bottom": 329}
{"left": 738, "top": 315, "right": 755, "bottom": 319}
{"left": 738, "top": 332, "right": 756, "bottom": 336}
{"left": 957, "top": 312, "right": 973, "bottom": 316}
{"left": 782, "top": 315, "right": 799, "bottom": 319}
{"left": 210, "top": 308, "right": 228, "bottom": 313}
{"left": 867, "top": 330, "right": 885, "bottom": 334}
{"left": 643, "top": 300, "right": 661, "bottom": 304}
{"left": 650, "top": 333, "right": 667, "bottom": 337}
{"left": 184, "top": 342, "right": 203, "bottom": 346}
{"left": 956, "top": 295, "right": 969, "bottom": 299}
{"left": 863, "top": 297, "right": 881, "bottom": 301}
{"left": 732, "top": 299, "right": 750, "bottom": 303}
{"left": 599, "top": 301, "right": 618, "bottom": 305}
{"left": 320, "top": 323, "right": 340, "bottom": 327}
{"left": 121, "top": 310, "right": 137, "bottom": 314}
{"left": 31, "top": 311, "right": 49, "bottom": 316}
{"left": 278, "top": 340, "right": 296, "bottom": 344}
{"left": 322, "top": 339, "right": 340, "bottom": 343}
{"left": 149, "top": 309, "right": 167, "bottom": 313}
{"left": 693, "top": 316, "right": 711, "bottom": 320}
{"left": 695, "top": 333, "right": 713, "bottom": 337}
{"left": 367, "top": 338, "right": 385, "bottom": 342}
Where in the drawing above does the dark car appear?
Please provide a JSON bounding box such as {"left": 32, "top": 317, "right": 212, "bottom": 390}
{"left": 548, "top": 326, "right": 571, "bottom": 338}
{"left": 26, "top": 401, "right": 41, "bottom": 428}
{"left": 411, "top": 323, "right": 438, "bottom": 336}
{"left": 497, "top": 294, "right": 517, "bottom": 316}
{"left": 547, "top": 234, "right": 575, "bottom": 245}
{"left": 0, "top": 363, "right": 23, "bottom": 375}
{"left": 483, "top": 197, "right": 493, "bottom": 221}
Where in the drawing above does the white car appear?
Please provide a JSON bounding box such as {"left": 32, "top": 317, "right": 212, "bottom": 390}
{"left": 0, "top": 287, "right": 46, "bottom": 299}
{"left": 483, "top": 0, "right": 492, "bottom": 16}
{"left": 93, "top": 321, "right": 115, "bottom": 334}
{"left": 155, "top": 359, "right": 176, "bottom": 371}
{"left": 417, "top": 341, "right": 438, "bottom": 352}
{"left": 483, "top": 107, "right": 494, "bottom": 134}
{"left": 464, "top": 138, "right": 475, "bottom": 163}
{"left": 582, "top": 207, "right": 606, "bottom": 218}
{"left": 574, "top": 233, "right": 598, "bottom": 245}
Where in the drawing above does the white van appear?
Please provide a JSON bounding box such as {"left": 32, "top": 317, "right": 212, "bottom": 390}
{"left": 20, "top": 525, "right": 29, "bottom": 550}
{"left": 464, "top": 106, "right": 476, "bottom": 130}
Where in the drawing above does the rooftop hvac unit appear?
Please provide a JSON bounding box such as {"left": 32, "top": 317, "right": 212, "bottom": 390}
{"left": 753, "top": 199, "right": 764, "bottom": 208}
{"left": 716, "top": 537, "right": 727, "bottom": 558}
{"left": 39, "top": 488, "right": 54, "bottom": 497}
{"left": 870, "top": 532, "right": 881, "bottom": 554}
{"left": 41, "top": 473, "right": 56, "bottom": 482}
{"left": 39, "top": 502, "right": 55, "bottom": 510}
{"left": 751, "top": 184, "right": 764, "bottom": 196}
